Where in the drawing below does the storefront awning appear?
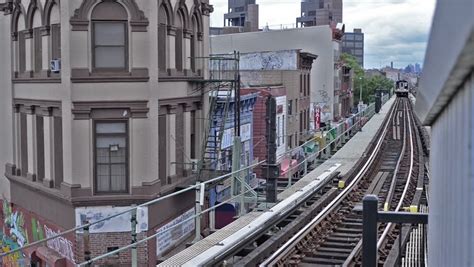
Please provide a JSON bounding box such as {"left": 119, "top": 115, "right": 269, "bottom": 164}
{"left": 303, "top": 141, "right": 317, "bottom": 153}
{"left": 280, "top": 158, "right": 298, "bottom": 176}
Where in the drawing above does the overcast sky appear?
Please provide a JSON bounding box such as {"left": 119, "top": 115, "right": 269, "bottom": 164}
{"left": 210, "top": 0, "right": 436, "bottom": 69}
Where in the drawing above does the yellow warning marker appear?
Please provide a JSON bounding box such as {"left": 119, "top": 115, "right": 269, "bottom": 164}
{"left": 384, "top": 202, "right": 389, "bottom": 211}
{"left": 409, "top": 205, "right": 418, "bottom": 213}
{"left": 338, "top": 180, "right": 345, "bottom": 189}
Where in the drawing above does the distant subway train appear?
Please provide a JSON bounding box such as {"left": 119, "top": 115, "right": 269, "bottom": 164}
{"left": 395, "top": 80, "right": 409, "bottom": 97}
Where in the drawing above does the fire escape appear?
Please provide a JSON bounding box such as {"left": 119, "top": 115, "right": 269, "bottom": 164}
{"left": 195, "top": 52, "right": 240, "bottom": 181}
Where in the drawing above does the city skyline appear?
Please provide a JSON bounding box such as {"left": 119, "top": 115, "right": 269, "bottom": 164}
{"left": 210, "top": 0, "right": 436, "bottom": 69}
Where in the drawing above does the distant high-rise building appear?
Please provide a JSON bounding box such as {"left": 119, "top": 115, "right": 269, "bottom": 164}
{"left": 224, "top": 0, "right": 259, "bottom": 32}
{"left": 404, "top": 64, "right": 415, "bottom": 73}
{"left": 414, "top": 63, "right": 422, "bottom": 74}
{"left": 297, "top": 0, "right": 343, "bottom": 27}
{"left": 342, "top": 28, "right": 364, "bottom": 68}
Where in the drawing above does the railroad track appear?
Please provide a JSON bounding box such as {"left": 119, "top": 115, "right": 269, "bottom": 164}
{"left": 259, "top": 97, "right": 426, "bottom": 267}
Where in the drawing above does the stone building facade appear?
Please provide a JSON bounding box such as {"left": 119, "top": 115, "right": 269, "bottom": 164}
{"left": 0, "top": 0, "right": 213, "bottom": 265}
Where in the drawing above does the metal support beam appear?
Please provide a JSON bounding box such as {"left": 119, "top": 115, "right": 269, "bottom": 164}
{"left": 193, "top": 182, "right": 202, "bottom": 243}
{"left": 362, "top": 195, "right": 429, "bottom": 267}
{"left": 131, "top": 206, "right": 138, "bottom": 267}
{"left": 378, "top": 211, "right": 428, "bottom": 224}
{"left": 362, "top": 195, "right": 378, "bottom": 267}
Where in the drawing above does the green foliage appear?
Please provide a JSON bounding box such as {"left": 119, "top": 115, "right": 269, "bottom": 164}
{"left": 341, "top": 53, "right": 394, "bottom": 104}
{"left": 341, "top": 53, "right": 364, "bottom": 78}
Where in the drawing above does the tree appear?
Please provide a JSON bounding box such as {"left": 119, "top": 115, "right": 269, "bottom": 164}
{"left": 341, "top": 53, "right": 365, "bottom": 104}
{"left": 341, "top": 53, "right": 394, "bottom": 105}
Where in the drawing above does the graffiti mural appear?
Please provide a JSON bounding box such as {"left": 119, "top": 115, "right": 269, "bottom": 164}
{"left": 44, "top": 225, "right": 74, "bottom": 262}
{"left": 2, "top": 201, "right": 28, "bottom": 247}
{"left": 0, "top": 232, "right": 26, "bottom": 267}
{"left": 1, "top": 199, "right": 76, "bottom": 265}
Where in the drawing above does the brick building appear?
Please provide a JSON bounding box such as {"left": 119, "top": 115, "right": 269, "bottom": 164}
{"left": 211, "top": 26, "right": 341, "bottom": 123}
{"left": 237, "top": 50, "right": 317, "bottom": 149}
{"left": 241, "top": 86, "right": 287, "bottom": 178}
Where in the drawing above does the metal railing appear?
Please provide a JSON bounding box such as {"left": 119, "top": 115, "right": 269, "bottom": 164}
{"left": 0, "top": 160, "right": 265, "bottom": 266}
{"left": 280, "top": 103, "right": 376, "bottom": 186}
{"left": 260, "top": 99, "right": 396, "bottom": 266}
{"left": 362, "top": 195, "right": 428, "bottom": 267}
{"left": 0, "top": 101, "right": 383, "bottom": 265}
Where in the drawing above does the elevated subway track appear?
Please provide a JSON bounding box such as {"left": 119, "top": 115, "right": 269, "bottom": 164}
{"left": 161, "top": 98, "right": 403, "bottom": 266}
{"left": 261, "top": 97, "right": 427, "bottom": 266}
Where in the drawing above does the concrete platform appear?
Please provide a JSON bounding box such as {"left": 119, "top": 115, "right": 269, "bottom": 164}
{"left": 159, "top": 97, "right": 396, "bottom": 266}
{"left": 158, "top": 212, "right": 263, "bottom": 266}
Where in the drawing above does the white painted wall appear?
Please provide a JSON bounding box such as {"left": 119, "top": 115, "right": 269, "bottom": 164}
{"left": 211, "top": 26, "right": 335, "bottom": 120}
{"left": 428, "top": 73, "right": 473, "bottom": 267}
{"left": 416, "top": 0, "right": 474, "bottom": 265}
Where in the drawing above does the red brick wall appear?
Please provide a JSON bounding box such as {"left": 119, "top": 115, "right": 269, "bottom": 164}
{"left": 75, "top": 232, "right": 149, "bottom": 266}
{"left": 241, "top": 87, "right": 287, "bottom": 178}
{"left": 1, "top": 199, "right": 75, "bottom": 266}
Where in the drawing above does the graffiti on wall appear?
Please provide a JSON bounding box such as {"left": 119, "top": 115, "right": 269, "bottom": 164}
{"left": 0, "top": 232, "right": 26, "bottom": 267}
{"left": 2, "top": 201, "right": 28, "bottom": 248}
{"left": 240, "top": 50, "right": 298, "bottom": 71}
{"left": 1, "top": 199, "right": 76, "bottom": 265}
{"left": 44, "top": 225, "right": 74, "bottom": 261}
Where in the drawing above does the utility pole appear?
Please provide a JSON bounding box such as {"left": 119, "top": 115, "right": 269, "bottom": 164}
{"left": 358, "top": 76, "right": 364, "bottom": 113}
{"left": 263, "top": 96, "right": 279, "bottom": 203}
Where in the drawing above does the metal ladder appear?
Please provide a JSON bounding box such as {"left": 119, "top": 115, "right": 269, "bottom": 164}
{"left": 197, "top": 84, "right": 233, "bottom": 180}
{"left": 197, "top": 53, "right": 239, "bottom": 181}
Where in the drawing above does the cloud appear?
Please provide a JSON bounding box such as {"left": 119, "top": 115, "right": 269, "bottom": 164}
{"left": 344, "top": 0, "right": 435, "bottom": 68}
{"left": 210, "top": 0, "right": 436, "bottom": 69}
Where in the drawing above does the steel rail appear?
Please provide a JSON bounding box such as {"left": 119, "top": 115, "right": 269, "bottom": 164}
{"left": 260, "top": 98, "right": 399, "bottom": 266}
{"left": 342, "top": 99, "right": 415, "bottom": 266}
{"left": 385, "top": 100, "right": 408, "bottom": 210}
{"left": 182, "top": 164, "right": 341, "bottom": 267}
{"left": 377, "top": 100, "right": 416, "bottom": 249}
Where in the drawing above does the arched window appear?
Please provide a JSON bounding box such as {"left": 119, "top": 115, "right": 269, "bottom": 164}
{"left": 15, "top": 13, "right": 26, "bottom": 74}
{"left": 32, "top": 9, "right": 42, "bottom": 73}
{"left": 49, "top": 3, "right": 61, "bottom": 62}
{"left": 158, "top": 5, "right": 169, "bottom": 72}
{"left": 175, "top": 10, "right": 184, "bottom": 71}
{"left": 91, "top": 2, "right": 128, "bottom": 70}
{"left": 190, "top": 14, "right": 198, "bottom": 72}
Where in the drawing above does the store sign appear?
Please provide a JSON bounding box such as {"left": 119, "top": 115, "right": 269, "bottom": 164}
{"left": 241, "top": 123, "right": 251, "bottom": 142}
{"left": 315, "top": 106, "right": 321, "bottom": 131}
{"left": 277, "top": 104, "right": 284, "bottom": 114}
{"left": 156, "top": 209, "right": 195, "bottom": 256}
{"left": 220, "top": 123, "right": 252, "bottom": 149}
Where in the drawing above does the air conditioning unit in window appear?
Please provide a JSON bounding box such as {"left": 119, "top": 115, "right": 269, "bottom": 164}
{"left": 190, "top": 159, "right": 199, "bottom": 173}
{"left": 50, "top": 59, "right": 61, "bottom": 73}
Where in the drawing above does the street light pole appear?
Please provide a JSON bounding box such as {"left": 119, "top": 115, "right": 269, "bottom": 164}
{"left": 359, "top": 77, "right": 363, "bottom": 105}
